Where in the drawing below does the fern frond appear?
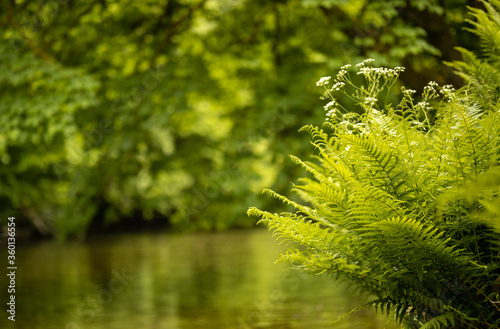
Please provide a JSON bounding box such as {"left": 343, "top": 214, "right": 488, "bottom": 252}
{"left": 259, "top": 189, "right": 337, "bottom": 229}
{"left": 361, "top": 217, "right": 465, "bottom": 271}
{"left": 447, "top": 0, "right": 500, "bottom": 108}
{"left": 346, "top": 182, "right": 406, "bottom": 225}
{"left": 340, "top": 134, "right": 408, "bottom": 199}
{"left": 418, "top": 312, "right": 457, "bottom": 329}
{"left": 299, "top": 124, "right": 329, "bottom": 141}
{"left": 466, "top": 1, "right": 500, "bottom": 62}
{"left": 451, "top": 101, "right": 490, "bottom": 178}
{"left": 293, "top": 179, "right": 348, "bottom": 215}
{"left": 289, "top": 155, "right": 330, "bottom": 184}
{"left": 452, "top": 48, "right": 500, "bottom": 90}
{"left": 314, "top": 148, "right": 353, "bottom": 183}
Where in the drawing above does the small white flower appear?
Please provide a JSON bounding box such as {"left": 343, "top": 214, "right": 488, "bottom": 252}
{"left": 356, "top": 58, "right": 375, "bottom": 67}
{"left": 379, "top": 68, "right": 396, "bottom": 77}
{"left": 364, "top": 97, "right": 377, "bottom": 105}
{"left": 357, "top": 67, "right": 375, "bottom": 75}
{"left": 340, "top": 64, "right": 351, "bottom": 70}
{"left": 324, "top": 100, "right": 336, "bottom": 111}
{"left": 440, "top": 86, "right": 455, "bottom": 93}
{"left": 336, "top": 69, "right": 348, "bottom": 80}
{"left": 402, "top": 88, "right": 417, "bottom": 95}
{"left": 326, "top": 109, "right": 337, "bottom": 117}
{"left": 316, "top": 76, "right": 331, "bottom": 86}
{"left": 440, "top": 84, "right": 456, "bottom": 102}
{"left": 330, "top": 82, "right": 345, "bottom": 91}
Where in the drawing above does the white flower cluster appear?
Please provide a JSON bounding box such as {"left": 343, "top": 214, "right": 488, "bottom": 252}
{"left": 357, "top": 67, "right": 373, "bottom": 75}
{"left": 335, "top": 69, "right": 348, "bottom": 81}
{"left": 440, "top": 84, "right": 456, "bottom": 102}
{"left": 316, "top": 60, "right": 412, "bottom": 123}
{"left": 423, "top": 81, "right": 439, "bottom": 99}
{"left": 357, "top": 66, "right": 404, "bottom": 78}
{"left": 324, "top": 100, "right": 337, "bottom": 121}
{"left": 402, "top": 87, "right": 417, "bottom": 95}
{"left": 416, "top": 101, "right": 432, "bottom": 112}
{"left": 325, "top": 110, "right": 337, "bottom": 120}
{"left": 441, "top": 84, "right": 455, "bottom": 92}
{"left": 316, "top": 76, "right": 331, "bottom": 86}
{"left": 330, "top": 81, "right": 345, "bottom": 91}
{"left": 355, "top": 58, "right": 376, "bottom": 67}
{"left": 364, "top": 97, "right": 377, "bottom": 105}
{"left": 424, "top": 81, "right": 438, "bottom": 91}
{"left": 324, "top": 100, "right": 336, "bottom": 110}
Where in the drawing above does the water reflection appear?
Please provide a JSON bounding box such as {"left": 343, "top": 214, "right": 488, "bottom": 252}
{"left": 0, "top": 229, "right": 398, "bottom": 329}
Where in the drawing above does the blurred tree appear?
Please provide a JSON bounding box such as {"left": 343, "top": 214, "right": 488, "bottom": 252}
{"left": 0, "top": 0, "right": 480, "bottom": 238}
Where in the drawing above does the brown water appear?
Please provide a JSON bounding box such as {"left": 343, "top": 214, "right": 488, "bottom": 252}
{"left": 0, "top": 229, "right": 398, "bottom": 329}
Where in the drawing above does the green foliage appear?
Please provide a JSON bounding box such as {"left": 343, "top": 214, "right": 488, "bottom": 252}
{"left": 248, "top": 51, "right": 500, "bottom": 329}
{"left": 0, "top": 0, "right": 480, "bottom": 238}
{"left": 0, "top": 44, "right": 100, "bottom": 236}
{"left": 448, "top": 0, "right": 500, "bottom": 109}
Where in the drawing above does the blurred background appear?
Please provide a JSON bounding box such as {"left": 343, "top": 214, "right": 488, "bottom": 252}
{"left": 0, "top": 0, "right": 483, "bottom": 328}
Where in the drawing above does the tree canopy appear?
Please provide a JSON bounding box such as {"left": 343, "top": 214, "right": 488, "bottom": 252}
{"left": 0, "top": 0, "right": 481, "bottom": 239}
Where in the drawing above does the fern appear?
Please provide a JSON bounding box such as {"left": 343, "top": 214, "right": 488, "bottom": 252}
{"left": 417, "top": 312, "right": 457, "bottom": 329}
{"left": 248, "top": 4, "right": 500, "bottom": 327}
{"left": 447, "top": 0, "right": 500, "bottom": 109}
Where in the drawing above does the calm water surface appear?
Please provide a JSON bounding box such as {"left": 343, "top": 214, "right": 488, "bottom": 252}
{"left": 0, "top": 229, "right": 398, "bottom": 328}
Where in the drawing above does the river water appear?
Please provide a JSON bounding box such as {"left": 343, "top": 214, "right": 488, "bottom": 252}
{"left": 0, "top": 229, "right": 397, "bottom": 328}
